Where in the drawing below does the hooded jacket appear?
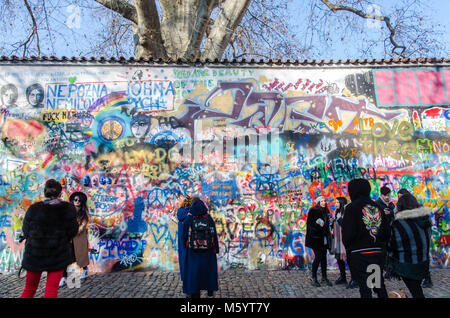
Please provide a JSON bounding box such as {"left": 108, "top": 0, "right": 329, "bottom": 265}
{"left": 342, "top": 179, "right": 390, "bottom": 254}
{"left": 21, "top": 198, "right": 78, "bottom": 272}
{"left": 177, "top": 206, "right": 189, "bottom": 282}
{"left": 388, "top": 206, "right": 432, "bottom": 280}
{"left": 181, "top": 198, "right": 219, "bottom": 295}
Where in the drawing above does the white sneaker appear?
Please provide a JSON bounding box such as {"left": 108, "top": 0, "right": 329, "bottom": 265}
{"left": 59, "top": 277, "right": 66, "bottom": 287}
{"left": 80, "top": 270, "right": 88, "bottom": 279}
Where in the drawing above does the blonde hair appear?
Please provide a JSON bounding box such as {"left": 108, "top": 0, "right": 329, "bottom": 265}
{"left": 181, "top": 195, "right": 193, "bottom": 208}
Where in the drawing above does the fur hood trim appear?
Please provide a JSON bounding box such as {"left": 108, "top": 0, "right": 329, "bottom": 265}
{"left": 395, "top": 206, "right": 431, "bottom": 220}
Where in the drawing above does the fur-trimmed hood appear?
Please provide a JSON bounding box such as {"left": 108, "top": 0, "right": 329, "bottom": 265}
{"left": 395, "top": 206, "right": 431, "bottom": 220}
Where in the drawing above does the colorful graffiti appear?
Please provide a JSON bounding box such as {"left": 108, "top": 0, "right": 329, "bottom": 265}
{"left": 0, "top": 64, "right": 449, "bottom": 274}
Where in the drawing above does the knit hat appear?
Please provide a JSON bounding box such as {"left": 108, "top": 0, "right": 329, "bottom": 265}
{"left": 315, "top": 196, "right": 325, "bottom": 204}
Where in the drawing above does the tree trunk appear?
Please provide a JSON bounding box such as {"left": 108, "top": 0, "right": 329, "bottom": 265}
{"left": 201, "top": 0, "right": 251, "bottom": 61}
{"left": 159, "top": 0, "right": 217, "bottom": 60}
{"left": 132, "top": 0, "right": 167, "bottom": 59}
{"left": 97, "top": 0, "right": 252, "bottom": 61}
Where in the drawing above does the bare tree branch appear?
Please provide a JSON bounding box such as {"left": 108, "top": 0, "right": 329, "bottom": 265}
{"left": 42, "top": 0, "right": 56, "bottom": 55}
{"left": 320, "top": 0, "right": 406, "bottom": 57}
{"left": 0, "top": 0, "right": 445, "bottom": 61}
{"left": 94, "top": 0, "right": 137, "bottom": 24}
{"left": 20, "top": 0, "right": 40, "bottom": 57}
{"left": 223, "top": 1, "right": 306, "bottom": 61}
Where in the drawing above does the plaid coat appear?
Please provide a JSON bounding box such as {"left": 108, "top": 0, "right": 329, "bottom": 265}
{"left": 388, "top": 206, "right": 432, "bottom": 280}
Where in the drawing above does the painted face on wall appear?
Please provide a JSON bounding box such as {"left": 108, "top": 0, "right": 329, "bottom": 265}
{"left": 28, "top": 88, "right": 43, "bottom": 108}
{"left": 2, "top": 88, "right": 17, "bottom": 107}
{"left": 131, "top": 114, "right": 150, "bottom": 139}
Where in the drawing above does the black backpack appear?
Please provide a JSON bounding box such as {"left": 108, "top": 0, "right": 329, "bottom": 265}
{"left": 188, "top": 215, "right": 214, "bottom": 252}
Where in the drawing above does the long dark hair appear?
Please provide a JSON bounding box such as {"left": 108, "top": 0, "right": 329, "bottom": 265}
{"left": 397, "top": 192, "right": 421, "bottom": 212}
{"left": 335, "top": 196, "right": 347, "bottom": 214}
{"left": 398, "top": 188, "right": 412, "bottom": 197}
{"left": 69, "top": 192, "right": 89, "bottom": 223}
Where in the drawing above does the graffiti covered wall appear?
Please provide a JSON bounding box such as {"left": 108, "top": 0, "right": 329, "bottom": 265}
{"left": 0, "top": 61, "right": 449, "bottom": 274}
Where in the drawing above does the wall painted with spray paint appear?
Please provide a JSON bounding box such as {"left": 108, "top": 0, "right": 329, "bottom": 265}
{"left": 0, "top": 62, "right": 449, "bottom": 274}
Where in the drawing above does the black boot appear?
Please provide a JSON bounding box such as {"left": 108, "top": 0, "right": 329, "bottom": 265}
{"left": 346, "top": 280, "right": 358, "bottom": 289}
{"left": 311, "top": 276, "right": 321, "bottom": 287}
{"left": 321, "top": 277, "right": 333, "bottom": 287}
{"left": 422, "top": 277, "right": 433, "bottom": 288}
{"left": 335, "top": 275, "right": 347, "bottom": 285}
{"left": 384, "top": 271, "right": 392, "bottom": 281}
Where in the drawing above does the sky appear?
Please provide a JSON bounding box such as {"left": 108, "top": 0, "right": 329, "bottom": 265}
{"left": 0, "top": 0, "right": 449, "bottom": 60}
{"left": 286, "top": 0, "right": 450, "bottom": 60}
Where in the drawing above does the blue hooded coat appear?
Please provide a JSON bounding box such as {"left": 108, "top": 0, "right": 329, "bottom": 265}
{"left": 181, "top": 199, "right": 219, "bottom": 295}
{"left": 177, "top": 207, "right": 189, "bottom": 281}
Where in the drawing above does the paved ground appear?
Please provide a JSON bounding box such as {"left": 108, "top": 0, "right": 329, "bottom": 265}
{"left": 1, "top": 268, "right": 449, "bottom": 298}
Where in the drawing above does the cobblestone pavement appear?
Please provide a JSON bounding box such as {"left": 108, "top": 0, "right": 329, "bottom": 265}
{"left": 1, "top": 268, "right": 449, "bottom": 298}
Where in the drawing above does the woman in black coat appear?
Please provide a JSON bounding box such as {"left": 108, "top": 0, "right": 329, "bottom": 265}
{"left": 20, "top": 179, "right": 78, "bottom": 298}
{"left": 306, "top": 196, "right": 333, "bottom": 287}
{"left": 331, "top": 196, "right": 348, "bottom": 284}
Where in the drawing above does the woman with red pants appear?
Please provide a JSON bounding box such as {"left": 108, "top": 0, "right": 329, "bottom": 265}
{"left": 19, "top": 179, "right": 78, "bottom": 298}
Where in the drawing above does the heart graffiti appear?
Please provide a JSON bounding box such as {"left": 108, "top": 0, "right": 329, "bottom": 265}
{"left": 149, "top": 223, "right": 168, "bottom": 245}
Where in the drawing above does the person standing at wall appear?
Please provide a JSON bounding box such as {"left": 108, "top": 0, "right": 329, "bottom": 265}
{"left": 331, "top": 196, "right": 349, "bottom": 285}
{"left": 375, "top": 186, "right": 396, "bottom": 224}
{"left": 19, "top": 179, "right": 78, "bottom": 298}
{"left": 396, "top": 189, "right": 433, "bottom": 288}
{"left": 332, "top": 196, "right": 358, "bottom": 289}
{"left": 177, "top": 195, "right": 192, "bottom": 284}
{"left": 387, "top": 190, "right": 432, "bottom": 298}
{"left": 342, "top": 178, "right": 390, "bottom": 298}
{"left": 305, "top": 196, "right": 333, "bottom": 287}
{"left": 375, "top": 185, "right": 396, "bottom": 280}
{"left": 59, "top": 192, "right": 91, "bottom": 287}
{"left": 182, "top": 198, "right": 219, "bottom": 298}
